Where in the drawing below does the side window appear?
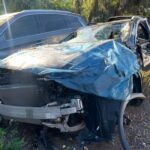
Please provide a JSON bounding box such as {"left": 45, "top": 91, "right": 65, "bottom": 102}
{"left": 137, "top": 23, "right": 149, "bottom": 40}
{"left": 65, "top": 15, "right": 82, "bottom": 28}
{"left": 38, "top": 14, "right": 68, "bottom": 33}
{"left": 4, "top": 15, "right": 38, "bottom": 40}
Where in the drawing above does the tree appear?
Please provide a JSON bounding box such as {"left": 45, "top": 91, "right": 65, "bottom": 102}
{"left": 0, "top": 0, "right": 149, "bottom": 21}
{"left": 73, "top": 0, "right": 83, "bottom": 14}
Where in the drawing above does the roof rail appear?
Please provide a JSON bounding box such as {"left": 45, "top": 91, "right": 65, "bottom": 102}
{"left": 131, "top": 16, "right": 142, "bottom": 20}
{"left": 107, "top": 16, "right": 132, "bottom": 22}
{"left": 107, "top": 16, "right": 142, "bottom": 22}
{"left": 20, "top": 9, "right": 73, "bottom": 14}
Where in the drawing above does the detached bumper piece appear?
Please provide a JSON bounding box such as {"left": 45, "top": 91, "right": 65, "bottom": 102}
{"left": 0, "top": 98, "right": 85, "bottom": 132}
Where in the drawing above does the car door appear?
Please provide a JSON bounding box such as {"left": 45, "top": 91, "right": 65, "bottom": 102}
{"left": 37, "top": 13, "right": 82, "bottom": 45}
{"left": 136, "top": 20, "right": 150, "bottom": 69}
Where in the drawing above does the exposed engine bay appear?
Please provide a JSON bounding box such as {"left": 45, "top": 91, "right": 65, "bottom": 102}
{"left": 0, "top": 69, "right": 86, "bottom": 131}
{"left": 0, "top": 68, "right": 81, "bottom": 106}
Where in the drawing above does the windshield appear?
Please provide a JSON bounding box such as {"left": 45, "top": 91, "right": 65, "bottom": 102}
{"left": 0, "top": 13, "right": 18, "bottom": 26}
{"left": 95, "top": 21, "right": 131, "bottom": 41}
{"left": 66, "top": 21, "right": 131, "bottom": 44}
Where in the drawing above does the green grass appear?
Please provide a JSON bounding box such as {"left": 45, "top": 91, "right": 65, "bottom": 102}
{"left": 0, "top": 127, "right": 24, "bottom": 150}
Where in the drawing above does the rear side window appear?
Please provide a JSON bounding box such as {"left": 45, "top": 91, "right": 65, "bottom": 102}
{"left": 65, "top": 15, "right": 82, "bottom": 28}
{"left": 38, "top": 14, "right": 68, "bottom": 33}
{"left": 4, "top": 15, "right": 38, "bottom": 40}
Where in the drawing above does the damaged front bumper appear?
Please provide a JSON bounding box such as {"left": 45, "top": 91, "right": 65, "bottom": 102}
{"left": 0, "top": 98, "right": 85, "bottom": 132}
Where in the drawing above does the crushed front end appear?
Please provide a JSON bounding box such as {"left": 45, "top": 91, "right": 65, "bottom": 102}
{"left": 0, "top": 34, "right": 145, "bottom": 149}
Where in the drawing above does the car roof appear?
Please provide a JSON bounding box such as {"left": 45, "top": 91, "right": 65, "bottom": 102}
{"left": 0, "top": 9, "right": 80, "bottom": 17}
{"left": 10, "top": 9, "right": 81, "bottom": 18}
{"left": 107, "top": 16, "right": 143, "bottom": 22}
{"left": 0, "top": 9, "right": 83, "bottom": 33}
{"left": 106, "top": 19, "right": 131, "bottom": 24}
{"left": 0, "top": 12, "right": 19, "bottom": 19}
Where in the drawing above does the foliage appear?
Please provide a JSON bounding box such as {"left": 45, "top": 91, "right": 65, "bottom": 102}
{"left": 0, "top": 0, "right": 74, "bottom": 13}
{"left": 0, "top": 0, "right": 150, "bottom": 22}
{"left": 0, "top": 127, "right": 24, "bottom": 150}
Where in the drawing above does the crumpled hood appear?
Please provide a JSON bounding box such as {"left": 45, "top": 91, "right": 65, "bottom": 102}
{"left": 0, "top": 39, "right": 139, "bottom": 101}
{"left": 0, "top": 40, "right": 94, "bottom": 70}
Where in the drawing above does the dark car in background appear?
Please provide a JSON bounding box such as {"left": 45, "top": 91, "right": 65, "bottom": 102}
{"left": 0, "top": 9, "right": 86, "bottom": 58}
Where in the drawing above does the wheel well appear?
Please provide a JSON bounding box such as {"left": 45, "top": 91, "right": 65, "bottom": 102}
{"left": 133, "top": 73, "right": 142, "bottom": 93}
{"left": 129, "top": 73, "right": 144, "bottom": 106}
{"left": 136, "top": 44, "right": 144, "bottom": 68}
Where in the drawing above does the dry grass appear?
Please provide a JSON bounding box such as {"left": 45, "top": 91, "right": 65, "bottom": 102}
{"left": 142, "top": 71, "right": 150, "bottom": 96}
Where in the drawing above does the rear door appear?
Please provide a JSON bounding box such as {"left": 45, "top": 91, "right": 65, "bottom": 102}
{"left": 37, "top": 14, "right": 72, "bottom": 45}
{"left": 37, "top": 13, "right": 83, "bottom": 45}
